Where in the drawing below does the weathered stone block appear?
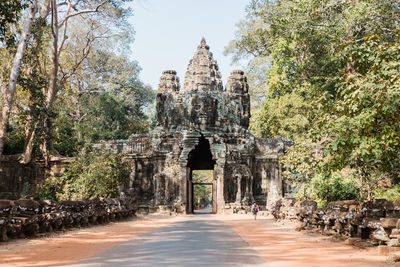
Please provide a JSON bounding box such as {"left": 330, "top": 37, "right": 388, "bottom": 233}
{"left": 328, "top": 200, "right": 358, "bottom": 212}
{"left": 344, "top": 237, "right": 359, "bottom": 245}
{"left": 362, "top": 199, "right": 388, "bottom": 210}
{"left": 371, "top": 227, "right": 390, "bottom": 242}
{"left": 387, "top": 252, "right": 400, "bottom": 263}
{"left": 381, "top": 218, "right": 399, "bottom": 229}
{"left": 379, "top": 245, "right": 400, "bottom": 256}
{"left": 388, "top": 239, "right": 400, "bottom": 247}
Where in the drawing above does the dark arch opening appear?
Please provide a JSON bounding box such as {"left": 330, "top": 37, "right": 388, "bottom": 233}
{"left": 187, "top": 136, "right": 215, "bottom": 170}
{"left": 186, "top": 136, "right": 216, "bottom": 214}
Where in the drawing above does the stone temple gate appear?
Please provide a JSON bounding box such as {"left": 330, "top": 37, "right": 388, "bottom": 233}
{"left": 96, "top": 39, "right": 291, "bottom": 214}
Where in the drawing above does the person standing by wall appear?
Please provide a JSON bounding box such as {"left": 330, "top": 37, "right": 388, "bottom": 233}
{"left": 251, "top": 202, "right": 259, "bottom": 220}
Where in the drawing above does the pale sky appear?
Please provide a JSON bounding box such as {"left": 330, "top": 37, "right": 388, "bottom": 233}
{"left": 128, "top": 0, "right": 249, "bottom": 90}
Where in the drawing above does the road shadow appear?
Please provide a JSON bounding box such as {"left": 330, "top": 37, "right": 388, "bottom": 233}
{"left": 70, "top": 217, "right": 268, "bottom": 267}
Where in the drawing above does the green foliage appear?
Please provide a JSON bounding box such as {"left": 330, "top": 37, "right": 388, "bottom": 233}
{"left": 323, "top": 33, "right": 400, "bottom": 180}
{"left": 192, "top": 170, "right": 213, "bottom": 182}
{"left": 194, "top": 184, "right": 212, "bottom": 208}
{"left": 52, "top": 111, "right": 82, "bottom": 156}
{"left": 38, "top": 176, "right": 62, "bottom": 200}
{"left": 297, "top": 172, "right": 360, "bottom": 207}
{"left": 375, "top": 185, "right": 400, "bottom": 201}
{"left": 227, "top": 0, "right": 400, "bottom": 197}
{"left": 20, "top": 181, "right": 32, "bottom": 199}
{"left": 55, "top": 151, "right": 130, "bottom": 200}
{"left": 257, "top": 90, "right": 311, "bottom": 139}
{"left": 192, "top": 170, "right": 213, "bottom": 209}
{"left": 0, "top": 0, "right": 30, "bottom": 45}
{"left": 52, "top": 48, "right": 155, "bottom": 155}
{"left": 1, "top": 0, "right": 152, "bottom": 160}
{"left": 3, "top": 17, "right": 50, "bottom": 155}
{"left": 3, "top": 124, "right": 25, "bottom": 154}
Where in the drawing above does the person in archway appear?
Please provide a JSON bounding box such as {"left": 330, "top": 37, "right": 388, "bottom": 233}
{"left": 251, "top": 201, "right": 259, "bottom": 220}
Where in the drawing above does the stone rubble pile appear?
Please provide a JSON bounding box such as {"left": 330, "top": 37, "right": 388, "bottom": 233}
{"left": 272, "top": 198, "right": 400, "bottom": 246}
{"left": 0, "top": 197, "right": 136, "bottom": 242}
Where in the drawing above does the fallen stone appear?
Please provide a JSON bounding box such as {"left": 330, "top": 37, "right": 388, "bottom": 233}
{"left": 344, "top": 237, "right": 359, "bottom": 245}
{"left": 381, "top": 218, "right": 398, "bottom": 229}
{"left": 328, "top": 200, "right": 358, "bottom": 212}
{"left": 353, "top": 240, "right": 374, "bottom": 249}
{"left": 378, "top": 245, "right": 400, "bottom": 256}
{"left": 378, "top": 245, "right": 390, "bottom": 256}
{"left": 0, "top": 200, "right": 14, "bottom": 216}
{"left": 388, "top": 239, "right": 400, "bottom": 247}
{"left": 387, "top": 252, "right": 400, "bottom": 263}
{"left": 371, "top": 227, "right": 390, "bottom": 242}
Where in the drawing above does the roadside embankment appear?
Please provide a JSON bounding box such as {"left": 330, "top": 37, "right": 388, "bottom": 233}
{"left": 0, "top": 197, "right": 136, "bottom": 242}
{"left": 272, "top": 198, "right": 400, "bottom": 262}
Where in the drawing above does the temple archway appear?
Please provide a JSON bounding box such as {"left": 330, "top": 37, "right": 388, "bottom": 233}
{"left": 111, "top": 39, "right": 291, "bottom": 214}
{"left": 186, "top": 136, "right": 216, "bottom": 214}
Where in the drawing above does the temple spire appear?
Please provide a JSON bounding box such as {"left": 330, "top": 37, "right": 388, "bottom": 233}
{"left": 183, "top": 38, "right": 223, "bottom": 92}
{"left": 199, "top": 37, "right": 208, "bottom": 49}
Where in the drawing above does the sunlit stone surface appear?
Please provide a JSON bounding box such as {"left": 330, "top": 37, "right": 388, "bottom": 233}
{"left": 95, "top": 39, "right": 291, "bottom": 214}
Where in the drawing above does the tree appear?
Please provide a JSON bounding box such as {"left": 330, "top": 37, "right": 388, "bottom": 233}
{"left": 1, "top": 0, "right": 153, "bottom": 164}
{"left": 322, "top": 33, "right": 400, "bottom": 198}
{"left": 50, "top": 32, "right": 154, "bottom": 155}
{"left": 0, "top": 1, "right": 30, "bottom": 43}
{"left": 19, "top": 0, "right": 136, "bottom": 163}
{"left": 227, "top": 0, "right": 400, "bottom": 199}
{"left": 0, "top": 0, "right": 40, "bottom": 165}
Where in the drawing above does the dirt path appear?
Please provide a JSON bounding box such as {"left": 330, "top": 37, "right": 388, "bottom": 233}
{"left": 0, "top": 215, "right": 181, "bottom": 267}
{"left": 0, "top": 214, "right": 396, "bottom": 266}
{"left": 227, "top": 216, "right": 392, "bottom": 267}
{"left": 70, "top": 215, "right": 265, "bottom": 266}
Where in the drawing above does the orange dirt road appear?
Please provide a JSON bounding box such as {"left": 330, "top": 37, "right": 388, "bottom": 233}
{"left": 227, "top": 217, "right": 393, "bottom": 267}
{"left": 0, "top": 214, "right": 396, "bottom": 266}
{"left": 0, "top": 215, "right": 181, "bottom": 267}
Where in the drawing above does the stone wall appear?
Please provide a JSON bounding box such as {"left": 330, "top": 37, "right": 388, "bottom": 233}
{"left": 0, "top": 156, "right": 72, "bottom": 199}
{"left": 272, "top": 198, "right": 400, "bottom": 246}
{"left": 0, "top": 197, "right": 136, "bottom": 242}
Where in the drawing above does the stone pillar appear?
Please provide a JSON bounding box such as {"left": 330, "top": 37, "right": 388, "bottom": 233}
{"left": 178, "top": 164, "right": 189, "bottom": 213}
{"left": 187, "top": 170, "right": 193, "bottom": 213}
{"left": 248, "top": 174, "right": 255, "bottom": 203}
{"left": 165, "top": 176, "right": 170, "bottom": 204}
{"left": 261, "top": 163, "right": 268, "bottom": 196}
{"left": 266, "top": 162, "right": 283, "bottom": 208}
{"left": 215, "top": 160, "right": 225, "bottom": 213}
{"left": 154, "top": 175, "right": 161, "bottom": 205}
{"left": 154, "top": 173, "right": 166, "bottom": 206}
{"left": 242, "top": 176, "right": 249, "bottom": 204}
{"left": 212, "top": 178, "right": 217, "bottom": 214}
{"left": 235, "top": 175, "right": 242, "bottom": 204}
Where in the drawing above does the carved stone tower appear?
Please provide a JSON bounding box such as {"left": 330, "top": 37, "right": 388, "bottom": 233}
{"left": 95, "top": 39, "right": 291, "bottom": 214}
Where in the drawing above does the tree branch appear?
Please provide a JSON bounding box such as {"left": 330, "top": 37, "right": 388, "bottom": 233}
{"left": 58, "top": 1, "right": 108, "bottom": 28}
{"left": 57, "top": 0, "right": 72, "bottom": 55}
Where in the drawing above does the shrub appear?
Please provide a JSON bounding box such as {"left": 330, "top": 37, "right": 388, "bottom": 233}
{"left": 300, "top": 172, "right": 360, "bottom": 207}
{"left": 374, "top": 185, "right": 400, "bottom": 201}
{"left": 39, "top": 151, "right": 130, "bottom": 200}
{"left": 38, "top": 176, "right": 63, "bottom": 200}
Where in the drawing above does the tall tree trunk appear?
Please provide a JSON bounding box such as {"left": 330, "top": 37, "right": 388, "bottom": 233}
{"left": 21, "top": 0, "right": 59, "bottom": 165}
{"left": 19, "top": 120, "right": 39, "bottom": 164}
{"left": 41, "top": 0, "right": 60, "bottom": 164}
{"left": 0, "top": 1, "right": 38, "bottom": 166}
{"left": 20, "top": 0, "right": 106, "bottom": 164}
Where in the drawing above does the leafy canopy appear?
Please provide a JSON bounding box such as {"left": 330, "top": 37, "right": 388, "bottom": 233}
{"left": 227, "top": 0, "right": 400, "bottom": 200}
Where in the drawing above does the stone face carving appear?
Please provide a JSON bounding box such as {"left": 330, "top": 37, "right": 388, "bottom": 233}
{"left": 97, "top": 39, "right": 291, "bottom": 213}
{"left": 158, "top": 70, "right": 180, "bottom": 93}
